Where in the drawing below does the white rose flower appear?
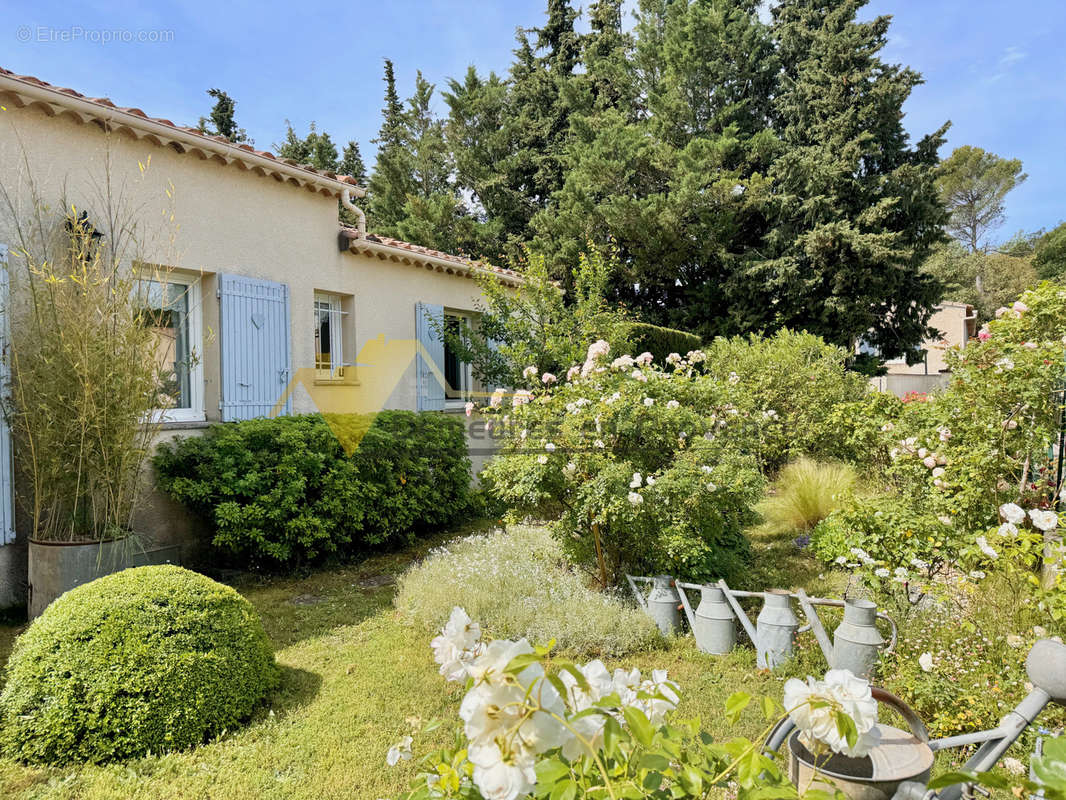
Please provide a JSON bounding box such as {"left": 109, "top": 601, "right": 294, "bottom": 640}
{"left": 537, "top": 455, "right": 548, "bottom": 464}
{"left": 541, "top": 372, "right": 557, "bottom": 385}
{"left": 522, "top": 365, "right": 538, "bottom": 380}
{"left": 630, "top": 472, "right": 642, "bottom": 488}
{"left": 544, "top": 442, "right": 556, "bottom": 453}
{"left": 643, "top": 396, "right": 654, "bottom": 406}
{"left": 728, "top": 371, "right": 740, "bottom": 385}
{"left": 976, "top": 535, "right": 999, "bottom": 560}
{"left": 783, "top": 669, "right": 879, "bottom": 758}
{"left": 431, "top": 607, "right": 482, "bottom": 681}
{"left": 922, "top": 456, "right": 937, "bottom": 469}
{"left": 999, "top": 503, "right": 1026, "bottom": 525}
{"left": 469, "top": 742, "right": 536, "bottom": 800}
{"left": 706, "top": 482, "right": 717, "bottom": 492}
{"left": 386, "top": 735, "right": 413, "bottom": 766}
{"left": 1029, "top": 508, "right": 1059, "bottom": 531}
{"left": 635, "top": 352, "right": 654, "bottom": 366}
{"left": 874, "top": 568, "right": 890, "bottom": 578}
{"left": 628, "top": 491, "right": 643, "bottom": 505}
{"left": 918, "top": 652, "right": 934, "bottom": 672}
{"left": 666, "top": 399, "right": 680, "bottom": 409}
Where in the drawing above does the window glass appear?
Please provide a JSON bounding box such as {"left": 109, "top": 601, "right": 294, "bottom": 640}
{"left": 315, "top": 294, "right": 344, "bottom": 375}
{"left": 443, "top": 314, "right": 468, "bottom": 400}
{"left": 142, "top": 280, "right": 192, "bottom": 410}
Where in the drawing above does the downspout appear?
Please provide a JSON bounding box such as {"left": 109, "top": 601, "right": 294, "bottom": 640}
{"left": 341, "top": 189, "right": 366, "bottom": 237}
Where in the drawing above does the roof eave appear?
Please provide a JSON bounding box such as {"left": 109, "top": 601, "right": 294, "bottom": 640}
{"left": 343, "top": 233, "right": 522, "bottom": 287}
{"left": 0, "top": 72, "right": 365, "bottom": 199}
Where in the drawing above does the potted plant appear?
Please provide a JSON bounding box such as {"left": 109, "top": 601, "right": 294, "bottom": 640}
{"left": 4, "top": 197, "right": 170, "bottom": 617}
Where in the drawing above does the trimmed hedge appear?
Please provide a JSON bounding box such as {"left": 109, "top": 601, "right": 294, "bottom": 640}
{"left": 0, "top": 566, "right": 277, "bottom": 764}
{"left": 153, "top": 411, "right": 472, "bottom": 566}
{"left": 621, "top": 321, "right": 703, "bottom": 362}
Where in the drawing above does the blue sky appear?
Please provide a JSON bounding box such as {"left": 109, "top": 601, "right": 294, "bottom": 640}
{"left": 3, "top": 0, "right": 1063, "bottom": 239}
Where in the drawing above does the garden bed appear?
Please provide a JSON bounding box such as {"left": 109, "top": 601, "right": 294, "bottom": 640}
{"left": 0, "top": 521, "right": 848, "bottom": 800}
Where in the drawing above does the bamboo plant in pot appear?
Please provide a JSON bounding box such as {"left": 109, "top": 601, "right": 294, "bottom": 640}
{"left": 6, "top": 204, "right": 170, "bottom": 618}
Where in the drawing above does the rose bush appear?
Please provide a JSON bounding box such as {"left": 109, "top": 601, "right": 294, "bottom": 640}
{"left": 391, "top": 608, "right": 877, "bottom": 800}
{"left": 480, "top": 343, "right": 765, "bottom": 585}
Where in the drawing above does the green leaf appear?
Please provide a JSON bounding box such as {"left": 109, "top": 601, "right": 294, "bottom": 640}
{"left": 725, "top": 691, "right": 752, "bottom": 724}
{"left": 503, "top": 652, "right": 541, "bottom": 674}
{"left": 638, "top": 753, "right": 670, "bottom": 771}
{"left": 550, "top": 778, "right": 576, "bottom": 800}
{"left": 536, "top": 756, "right": 571, "bottom": 785}
{"left": 928, "top": 772, "right": 977, "bottom": 790}
{"left": 623, "top": 706, "right": 655, "bottom": 748}
{"left": 760, "top": 695, "right": 778, "bottom": 721}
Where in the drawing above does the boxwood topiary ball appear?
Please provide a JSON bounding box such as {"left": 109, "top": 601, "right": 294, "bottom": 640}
{"left": 0, "top": 565, "right": 278, "bottom": 764}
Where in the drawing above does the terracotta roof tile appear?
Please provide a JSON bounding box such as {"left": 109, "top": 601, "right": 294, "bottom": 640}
{"left": 0, "top": 66, "right": 361, "bottom": 193}
{"left": 343, "top": 226, "right": 522, "bottom": 282}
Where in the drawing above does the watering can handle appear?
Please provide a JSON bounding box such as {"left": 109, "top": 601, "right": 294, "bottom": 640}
{"left": 763, "top": 686, "right": 929, "bottom": 754}
{"left": 626, "top": 575, "right": 648, "bottom": 609}
{"left": 676, "top": 584, "right": 696, "bottom": 629}
{"left": 877, "top": 612, "right": 898, "bottom": 655}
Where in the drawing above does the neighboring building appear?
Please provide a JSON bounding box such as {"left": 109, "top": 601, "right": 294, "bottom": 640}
{"left": 0, "top": 67, "right": 519, "bottom": 607}
{"left": 867, "top": 301, "right": 977, "bottom": 396}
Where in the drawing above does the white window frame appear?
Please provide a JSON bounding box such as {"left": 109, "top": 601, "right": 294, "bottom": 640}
{"left": 443, "top": 310, "right": 475, "bottom": 406}
{"left": 146, "top": 274, "right": 205, "bottom": 424}
{"left": 314, "top": 291, "right": 348, "bottom": 380}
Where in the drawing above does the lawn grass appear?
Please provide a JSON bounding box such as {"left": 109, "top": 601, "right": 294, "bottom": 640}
{"left": 0, "top": 522, "right": 853, "bottom": 799}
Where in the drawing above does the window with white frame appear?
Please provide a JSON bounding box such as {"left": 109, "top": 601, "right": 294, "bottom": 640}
{"left": 314, "top": 292, "right": 347, "bottom": 379}
{"left": 443, "top": 311, "right": 473, "bottom": 402}
{"left": 140, "top": 274, "right": 204, "bottom": 422}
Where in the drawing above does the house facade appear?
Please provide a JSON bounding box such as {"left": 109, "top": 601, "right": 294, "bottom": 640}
{"left": 868, "top": 301, "right": 977, "bottom": 396}
{"left": 0, "top": 67, "right": 518, "bottom": 608}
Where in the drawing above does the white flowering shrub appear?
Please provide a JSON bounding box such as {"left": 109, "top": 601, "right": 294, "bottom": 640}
{"left": 394, "top": 526, "right": 660, "bottom": 657}
{"left": 391, "top": 608, "right": 877, "bottom": 800}
{"left": 479, "top": 343, "right": 765, "bottom": 585}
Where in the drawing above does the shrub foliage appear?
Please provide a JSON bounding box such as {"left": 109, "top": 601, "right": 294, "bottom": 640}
{"left": 153, "top": 411, "right": 472, "bottom": 566}
{"left": 0, "top": 566, "right": 277, "bottom": 764}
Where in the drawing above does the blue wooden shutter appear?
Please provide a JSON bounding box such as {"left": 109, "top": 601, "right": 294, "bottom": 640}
{"left": 219, "top": 274, "right": 292, "bottom": 421}
{"left": 0, "top": 246, "right": 14, "bottom": 544}
{"left": 415, "top": 302, "right": 446, "bottom": 412}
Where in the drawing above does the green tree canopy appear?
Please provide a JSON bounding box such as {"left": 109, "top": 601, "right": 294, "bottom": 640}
{"left": 937, "top": 145, "right": 1027, "bottom": 252}
{"left": 197, "top": 88, "right": 251, "bottom": 144}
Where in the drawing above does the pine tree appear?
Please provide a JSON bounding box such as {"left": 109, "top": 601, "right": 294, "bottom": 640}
{"left": 368, "top": 59, "right": 416, "bottom": 234}
{"left": 197, "top": 88, "right": 251, "bottom": 144}
{"left": 756, "top": 0, "right": 947, "bottom": 359}
{"left": 338, "top": 141, "right": 367, "bottom": 185}
{"left": 275, "top": 121, "right": 339, "bottom": 171}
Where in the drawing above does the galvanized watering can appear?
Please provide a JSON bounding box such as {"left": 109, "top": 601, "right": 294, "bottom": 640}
{"left": 796, "top": 590, "right": 898, "bottom": 680}
{"left": 626, "top": 575, "right": 682, "bottom": 636}
{"left": 676, "top": 583, "right": 736, "bottom": 655}
{"left": 768, "top": 688, "right": 934, "bottom": 800}
{"left": 716, "top": 582, "right": 801, "bottom": 669}
{"left": 764, "top": 639, "right": 1066, "bottom": 800}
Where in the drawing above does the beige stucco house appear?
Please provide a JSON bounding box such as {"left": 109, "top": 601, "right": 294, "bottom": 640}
{"left": 0, "top": 67, "right": 519, "bottom": 608}
{"left": 868, "top": 301, "right": 977, "bottom": 396}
